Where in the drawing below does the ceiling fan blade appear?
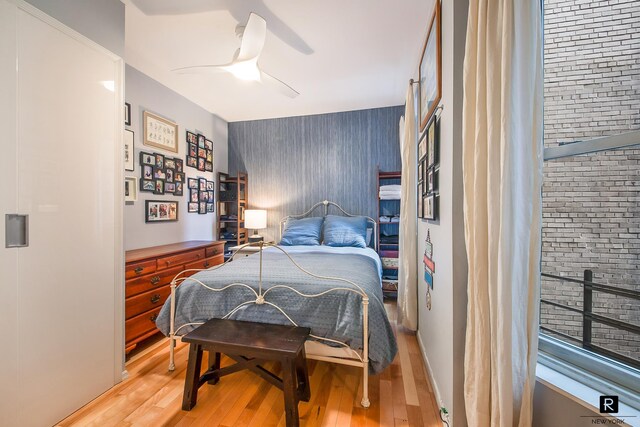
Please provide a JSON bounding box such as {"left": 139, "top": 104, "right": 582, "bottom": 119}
{"left": 260, "top": 71, "right": 299, "bottom": 98}
{"left": 172, "top": 64, "right": 230, "bottom": 74}
{"left": 237, "top": 13, "right": 267, "bottom": 61}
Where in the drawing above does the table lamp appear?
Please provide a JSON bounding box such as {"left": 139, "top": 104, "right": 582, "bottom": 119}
{"left": 245, "top": 209, "right": 267, "bottom": 243}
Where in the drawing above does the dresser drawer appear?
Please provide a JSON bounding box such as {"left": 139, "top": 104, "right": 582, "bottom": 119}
{"left": 126, "top": 286, "right": 171, "bottom": 319}
{"left": 156, "top": 249, "right": 205, "bottom": 271}
{"left": 125, "top": 265, "right": 184, "bottom": 298}
{"left": 205, "top": 244, "right": 224, "bottom": 258}
{"left": 185, "top": 254, "right": 224, "bottom": 271}
{"left": 125, "top": 259, "right": 156, "bottom": 279}
{"left": 125, "top": 307, "right": 162, "bottom": 344}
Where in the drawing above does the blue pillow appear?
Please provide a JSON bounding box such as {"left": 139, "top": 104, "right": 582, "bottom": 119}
{"left": 323, "top": 215, "right": 367, "bottom": 248}
{"left": 280, "top": 217, "right": 323, "bottom": 246}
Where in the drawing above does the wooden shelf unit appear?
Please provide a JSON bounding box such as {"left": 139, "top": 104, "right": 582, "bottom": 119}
{"left": 377, "top": 169, "right": 401, "bottom": 297}
{"left": 217, "top": 172, "right": 248, "bottom": 257}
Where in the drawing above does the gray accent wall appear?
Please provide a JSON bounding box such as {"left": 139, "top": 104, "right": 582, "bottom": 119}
{"left": 125, "top": 65, "right": 228, "bottom": 250}
{"left": 24, "top": 0, "right": 125, "bottom": 56}
{"left": 228, "top": 106, "right": 403, "bottom": 241}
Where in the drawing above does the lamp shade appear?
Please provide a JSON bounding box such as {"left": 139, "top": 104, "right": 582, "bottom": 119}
{"left": 244, "top": 209, "right": 267, "bottom": 230}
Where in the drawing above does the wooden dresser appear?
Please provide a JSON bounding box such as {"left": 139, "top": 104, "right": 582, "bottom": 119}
{"left": 125, "top": 240, "right": 225, "bottom": 353}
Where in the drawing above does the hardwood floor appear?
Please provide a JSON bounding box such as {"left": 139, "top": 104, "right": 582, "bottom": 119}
{"left": 58, "top": 303, "right": 441, "bottom": 426}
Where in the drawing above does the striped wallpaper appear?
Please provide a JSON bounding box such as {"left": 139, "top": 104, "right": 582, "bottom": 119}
{"left": 229, "top": 105, "right": 404, "bottom": 241}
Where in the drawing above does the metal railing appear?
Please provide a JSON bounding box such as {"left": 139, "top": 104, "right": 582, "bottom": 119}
{"left": 540, "top": 270, "right": 640, "bottom": 369}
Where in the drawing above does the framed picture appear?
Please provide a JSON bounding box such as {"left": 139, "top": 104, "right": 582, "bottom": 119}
{"left": 186, "top": 156, "right": 197, "bottom": 168}
{"left": 206, "top": 203, "right": 214, "bottom": 213}
{"left": 418, "top": 162, "right": 424, "bottom": 184}
{"left": 175, "top": 158, "right": 183, "bottom": 173}
{"left": 186, "top": 131, "right": 198, "bottom": 145}
{"left": 174, "top": 172, "right": 183, "bottom": 183}
{"left": 140, "top": 151, "right": 155, "bottom": 166}
{"left": 198, "top": 158, "right": 205, "bottom": 171}
{"left": 175, "top": 182, "right": 183, "bottom": 196}
{"left": 165, "top": 158, "right": 176, "bottom": 170}
{"left": 166, "top": 169, "right": 174, "bottom": 183}
{"left": 205, "top": 161, "right": 213, "bottom": 172}
{"left": 419, "top": 0, "right": 442, "bottom": 131}
{"left": 142, "top": 165, "right": 153, "bottom": 180}
{"left": 199, "top": 178, "right": 207, "bottom": 191}
{"left": 198, "top": 148, "right": 207, "bottom": 159}
{"left": 188, "top": 178, "right": 198, "bottom": 189}
{"left": 155, "top": 153, "right": 165, "bottom": 169}
{"left": 124, "top": 176, "right": 138, "bottom": 202}
{"left": 417, "top": 188, "right": 424, "bottom": 218}
{"left": 124, "top": 129, "right": 134, "bottom": 171}
{"left": 198, "top": 202, "right": 207, "bottom": 214}
{"left": 154, "top": 179, "right": 164, "bottom": 195}
{"left": 143, "top": 111, "right": 178, "bottom": 153}
{"left": 165, "top": 182, "right": 176, "bottom": 193}
{"left": 418, "top": 132, "right": 427, "bottom": 160}
{"left": 208, "top": 190, "right": 214, "bottom": 201}
{"left": 206, "top": 150, "right": 213, "bottom": 162}
{"left": 424, "top": 194, "right": 438, "bottom": 221}
{"left": 124, "top": 102, "right": 131, "bottom": 126}
{"left": 427, "top": 118, "right": 439, "bottom": 168}
{"left": 154, "top": 168, "right": 166, "bottom": 180}
{"left": 206, "top": 181, "right": 214, "bottom": 191}
{"left": 145, "top": 200, "right": 178, "bottom": 223}
{"left": 427, "top": 169, "right": 438, "bottom": 193}
{"left": 205, "top": 139, "right": 213, "bottom": 151}
{"left": 188, "top": 202, "right": 198, "bottom": 213}
{"left": 197, "top": 134, "right": 205, "bottom": 148}
{"left": 140, "top": 179, "right": 155, "bottom": 192}
{"left": 190, "top": 189, "right": 199, "bottom": 203}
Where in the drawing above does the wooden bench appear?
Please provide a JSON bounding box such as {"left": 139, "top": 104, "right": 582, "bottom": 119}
{"left": 181, "top": 318, "right": 311, "bottom": 427}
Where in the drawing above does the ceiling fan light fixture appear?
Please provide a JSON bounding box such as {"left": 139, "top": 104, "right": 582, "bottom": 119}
{"left": 224, "top": 61, "right": 261, "bottom": 82}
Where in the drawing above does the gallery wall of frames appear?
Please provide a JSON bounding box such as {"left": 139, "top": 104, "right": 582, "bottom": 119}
{"left": 123, "top": 106, "right": 217, "bottom": 223}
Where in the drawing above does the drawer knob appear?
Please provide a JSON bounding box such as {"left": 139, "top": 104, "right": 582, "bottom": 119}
{"left": 150, "top": 294, "right": 161, "bottom": 304}
{"left": 150, "top": 276, "right": 160, "bottom": 285}
{"left": 134, "top": 266, "right": 144, "bottom": 274}
{"left": 204, "top": 261, "right": 210, "bottom": 268}
{"left": 150, "top": 313, "right": 158, "bottom": 322}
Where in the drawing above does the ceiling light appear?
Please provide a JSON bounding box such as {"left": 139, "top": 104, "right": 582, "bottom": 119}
{"left": 223, "top": 61, "right": 261, "bottom": 82}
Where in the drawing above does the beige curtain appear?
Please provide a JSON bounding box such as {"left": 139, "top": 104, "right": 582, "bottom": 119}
{"left": 462, "top": 1, "right": 543, "bottom": 426}
{"left": 398, "top": 84, "right": 418, "bottom": 331}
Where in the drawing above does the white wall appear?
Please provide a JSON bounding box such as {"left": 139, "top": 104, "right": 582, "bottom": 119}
{"left": 23, "top": 0, "right": 124, "bottom": 56}
{"left": 124, "top": 65, "right": 228, "bottom": 250}
{"left": 414, "top": 0, "right": 468, "bottom": 425}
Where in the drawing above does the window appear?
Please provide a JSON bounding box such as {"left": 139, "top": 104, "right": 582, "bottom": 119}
{"left": 540, "top": 0, "right": 640, "bottom": 407}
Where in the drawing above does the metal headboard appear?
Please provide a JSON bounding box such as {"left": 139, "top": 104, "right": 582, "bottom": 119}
{"left": 279, "top": 200, "right": 378, "bottom": 250}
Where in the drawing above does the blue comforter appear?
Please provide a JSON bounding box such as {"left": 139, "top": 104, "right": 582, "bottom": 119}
{"left": 155, "top": 245, "right": 397, "bottom": 373}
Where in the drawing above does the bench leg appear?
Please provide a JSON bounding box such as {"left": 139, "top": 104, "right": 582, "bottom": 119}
{"left": 182, "top": 343, "right": 203, "bottom": 411}
{"left": 295, "top": 349, "right": 310, "bottom": 402}
{"left": 282, "top": 358, "right": 300, "bottom": 427}
{"left": 207, "top": 351, "right": 221, "bottom": 385}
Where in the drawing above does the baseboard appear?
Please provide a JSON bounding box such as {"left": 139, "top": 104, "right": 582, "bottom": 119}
{"left": 417, "top": 332, "right": 449, "bottom": 426}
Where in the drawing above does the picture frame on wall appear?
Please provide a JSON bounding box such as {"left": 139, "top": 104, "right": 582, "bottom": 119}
{"left": 124, "top": 176, "right": 138, "bottom": 202}
{"left": 197, "top": 134, "right": 205, "bottom": 148}
{"left": 140, "top": 151, "right": 155, "bottom": 166}
{"left": 188, "top": 178, "right": 198, "bottom": 189}
{"left": 188, "top": 202, "right": 198, "bottom": 213}
{"left": 419, "top": 0, "right": 442, "bottom": 131}
{"left": 186, "top": 130, "right": 198, "bottom": 145}
{"left": 417, "top": 188, "right": 424, "bottom": 219}
{"left": 145, "top": 200, "right": 178, "bottom": 223}
{"left": 427, "top": 117, "right": 439, "bottom": 168}
{"left": 124, "top": 129, "right": 135, "bottom": 172}
{"left": 143, "top": 111, "right": 178, "bottom": 153}
{"left": 418, "top": 132, "right": 427, "bottom": 160}
{"left": 427, "top": 169, "right": 438, "bottom": 193}
{"left": 140, "top": 179, "right": 154, "bottom": 192}
{"left": 424, "top": 194, "right": 438, "bottom": 221}
{"left": 124, "top": 102, "right": 131, "bottom": 126}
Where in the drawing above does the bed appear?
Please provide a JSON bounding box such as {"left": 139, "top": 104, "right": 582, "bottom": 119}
{"left": 155, "top": 200, "right": 398, "bottom": 407}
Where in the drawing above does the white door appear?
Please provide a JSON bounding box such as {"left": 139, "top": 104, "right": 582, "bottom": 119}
{"left": 0, "top": 2, "right": 124, "bottom": 426}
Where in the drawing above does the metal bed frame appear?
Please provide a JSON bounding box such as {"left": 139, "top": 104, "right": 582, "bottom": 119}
{"left": 166, "top": 200, "right": 377, "bottom": 407}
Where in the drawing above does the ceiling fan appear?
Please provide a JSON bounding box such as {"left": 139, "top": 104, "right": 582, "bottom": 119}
{"left": 172, "top": 13, "right": 299, "bottom": 98}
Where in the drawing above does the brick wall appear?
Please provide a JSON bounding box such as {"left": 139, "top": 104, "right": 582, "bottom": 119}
{"left": 541, "top": 0, "right": 640, "bottom": 363}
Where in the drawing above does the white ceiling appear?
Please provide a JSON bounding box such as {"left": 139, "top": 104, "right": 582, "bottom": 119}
{"left": 124, "top": 0, "right": 432, "bottom": 122}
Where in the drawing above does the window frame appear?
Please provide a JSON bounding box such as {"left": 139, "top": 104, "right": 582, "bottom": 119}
{"left": 539, "top": 130, "right": 640, "bottom": 410}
